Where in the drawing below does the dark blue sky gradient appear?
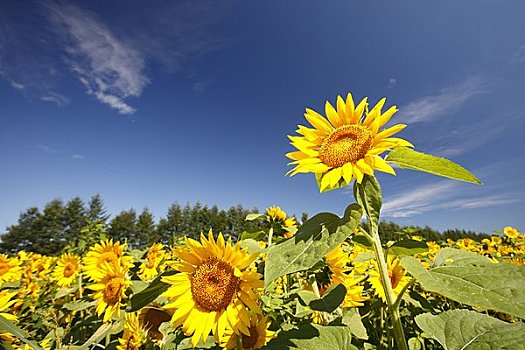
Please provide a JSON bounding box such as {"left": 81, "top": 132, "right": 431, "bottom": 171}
{"left": 1, "top": 0, "right": 524, "bottom": 234}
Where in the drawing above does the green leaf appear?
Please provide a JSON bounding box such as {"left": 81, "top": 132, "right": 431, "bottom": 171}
{"left": 63, "top": 300, "right": 97, "bottom": 312}
{"left": 128, "top": 270, "right": 176, "bottom": 312}
{"left": 352, "top": 235, "right": 373, "bottom": 250}
{"left": 353, "top": 175, "right": 382, "bottom": 230}
{"left": 401, "top": 248, "right": 525, "bottom": 319}
{"left": 308, "top": 284, "right": 346, "bottom": 313}
{"left": 385, "top": 147, "right": 480, "bottom": 184}
{"left": 240, "top": 238, "right": 266, "bottom": 254}
{"left": 265, "top": 324, "right": 358, "bottom": 350}
{"left": 341, "top": 308, "right": 368, "bottom": 340}
{"left": 69, "top": 321, "right": 123, "bottom": 350}
{"left": 416, "top": 309, "right": 525, "bottom": 350}
{"left": 389, "top": 239, "right": 428, "bottom": 256}
{"left": 246, "top": 213, "right": 266, "bottom": 221}
{"left": 264, "top": 204, "right": 362, "bottom": 288}
{"left": 240, "top": 229, "right": 266, "bottom": 241}
{"left": 54, "top": 286, "right": 78, "bottom": 299}
{"left": 0, "top": 315, "right": 43, "bottom": 350}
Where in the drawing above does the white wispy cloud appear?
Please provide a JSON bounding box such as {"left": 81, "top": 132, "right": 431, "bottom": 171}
{"left": 48, "top": 4, "right": 148, "bottom": 114}
{"left": 382, "top": 181, "right": 460, "bottom": 217}
{"left": 402, "top": 77, "right": 487, "bottom": 123}
{"left": 388, "top": 78, "right": 397, "bottom": 88}
{"left": 71, "top": 153, "right": 84, "bottom": 160}
{"left": 382, "top": 177, "right": 523, "bottom": 218}
{"left": 41, "top": 92, "right": 70, "bottom": 106}
{"left": 37, "top": 144, "right": 60, "bottom": 153}
{"left": 9, "top": 80, "right": 25, "bottom": 90}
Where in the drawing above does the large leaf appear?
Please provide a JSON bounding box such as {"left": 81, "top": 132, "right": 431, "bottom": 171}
{"left": 416, "top": 309, "right": 525, "bottom": 350}
{"left": 389, "top": 239, "right": 428, "bottom": 256}
{"left": 401, "top": 248, "right": 525, "bottom": 319}
{"left": 353, "top": 175, "right": 382, "bottom": 230}
{"left": 385, "top": 147, "right": 481, "bottom": 184}
{"left": 128, "top": 270, "right": 176, "bottom": 312}
{"left": 264, "top": 204, "right": 362, "bottom": 288}
{"left": 265, "top": 324, "right": 358, "bottom": 350}
{"left": 296, "top": 284, "right": 347, "bottom": 313}
{"left": 0, "top": 315, "right": 43, "bottom": 350}
{"left": 341, "top": 308, "right": 368, "bottom": 340}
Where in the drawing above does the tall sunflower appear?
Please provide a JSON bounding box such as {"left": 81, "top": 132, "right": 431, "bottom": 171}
{"left": 368, "top": 255, "right": 411, "bottom": 303}
{"left": 87, "top": 263, "right": 131, "bottom": 322}
{"left": 287, "top": 94, "right": 412, "bottom": 191}
{"left": 162, "top": 230, "right": 263, "bottom": 348}
{"left": 83, "top": 239, "right": 134, "bottom": 281}
{"left": 52, "top": 253, "right": 81, "bottom": 287}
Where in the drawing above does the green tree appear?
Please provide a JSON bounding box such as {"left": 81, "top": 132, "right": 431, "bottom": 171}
{"left": 107, "top": 209, "right": 138, "bottom": 247}
{"left": 64, "top": 196, "right": 87, "bottom": 247}
{"left": 137, "top": 207, "right": 156, "bottom": 247}
{"left": 0, "top": 207, "right": 42, "bottom": 254}
{"left": 87, "top": 194, "right": 109, "bottom": 224}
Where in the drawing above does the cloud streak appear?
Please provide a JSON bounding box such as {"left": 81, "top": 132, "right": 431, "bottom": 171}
{"left": 382, "top": 179, "right": 522, "bottom": 218}
{"left": 402, "top": 77, "right": 487, "bottom": 123}
{"left": 48, "top": 4, "right": 148, "bottom": 114}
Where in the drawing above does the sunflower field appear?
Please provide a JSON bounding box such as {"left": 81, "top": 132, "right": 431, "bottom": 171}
{"left": 1, "top": 94, "right": 524, "bottom": 350}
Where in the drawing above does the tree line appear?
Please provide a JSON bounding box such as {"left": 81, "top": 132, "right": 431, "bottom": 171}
{"left": 0, "top": 195, "right": 490, "bottom": 256}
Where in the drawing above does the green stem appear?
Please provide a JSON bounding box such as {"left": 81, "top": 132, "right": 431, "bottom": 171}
{"left": 393, "top": 278, "right": 415, "bottom": 311}
{"left": 267, "top": 226, "right": 274, "bottom": 246}
{"left": 369, "top": 228, "right": 408, "bottom": 350}
{"left": 235, "top": 333, "right": 243, "bottom": 350}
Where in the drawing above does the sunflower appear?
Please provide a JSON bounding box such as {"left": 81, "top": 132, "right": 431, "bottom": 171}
{"left": 116, "top": 312, "right": 147, "bottom": 350}
{"left": 87, "top": 263, "right": 131, "bottom": 322}
{"left": 266, "top": 206, "right": 287, "bottom": 222}
{"left": 287, "top": 94, "right": 413, "bottom": 191}
{"left": 504, "top": 226, "right": 521, "bottom": 239}
{"left": 324, "top": 243, "right": 352, "bottom": 284}
{"left": 0, "top": 254, "right": 22, "bottom": 284}
{"left": 322, "top": 244, "right": 368, "bottom": 307}
{"left": 83, "top": 239, "right": 134, "bottom": 281}
{"left": 138, "top": 243, "right": 166, "bottom": 281}
{"left": 220, "top": 314, "right": 275, "bottom": 350}
{"left": 162, "top": 230, "right": 263, "bottom": 347}
{"left": 368, "top": 255, "right": 411, "bottom": 303}
{"left": 52, "top": 253, "right": 81, "bottom": 287}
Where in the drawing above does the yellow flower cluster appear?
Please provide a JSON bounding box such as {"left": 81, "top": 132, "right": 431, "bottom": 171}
{"left": 0, "top": 225, "right": 521, "bottom": 349}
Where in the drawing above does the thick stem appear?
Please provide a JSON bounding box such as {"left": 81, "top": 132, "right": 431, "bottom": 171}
{"left": 267, "top": 226, "right": 274, "bottom": 246}
{"left": 370, "top": 230, "right": 408, "bottom": 350}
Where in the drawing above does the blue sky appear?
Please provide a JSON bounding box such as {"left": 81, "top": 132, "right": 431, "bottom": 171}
{"left": 1, "top": 0, "right": 524, "bottom": 234}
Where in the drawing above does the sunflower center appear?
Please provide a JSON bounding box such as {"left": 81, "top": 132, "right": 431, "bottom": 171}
{"left": 389, "top": 271, "right": 399, "bottom": 289}
{"left": 319, "top": 124, "right": 373, "bottom": 168}
{"left": 145, "top": 259, "right": 155, "bottom": 269}
{"left": 104, "top": 277, "right": 123, "bottom": 305}
{"left": 190, "top": 257, "right": 240, "bottom": 312}
{"left": 0, "top": 262, "right": 9, "bottom": 276}
{"left": 63, "top": 263, "right": 76, "bottom": 277}
{"left": 242, "top": 326, "right": 259, "bottom": 350}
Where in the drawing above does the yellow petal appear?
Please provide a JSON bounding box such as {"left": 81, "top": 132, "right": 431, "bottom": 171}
{"left": 325, "top": 100, "right": 342, "bottom": 128}
{"left": 304, "top": 109, "right": 332, "bottom": 134}
{"left": 375, "top": 124, "right": 406, "bottom": 140}
{"left": 356, "top": 158, "right": 374, "bottom": 175}
{"left": 345, "top": 93, "right": 355, "bottom": 123}
{"left": 342, "top": 162, "right": 354, "bottom": 184}
{"left": 377, "top": 106, "right": 398, "bottom": 127}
